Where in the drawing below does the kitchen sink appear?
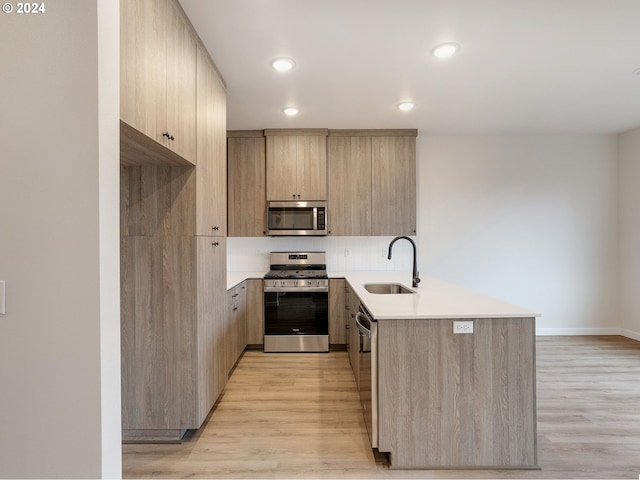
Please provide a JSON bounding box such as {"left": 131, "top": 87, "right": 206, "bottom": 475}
{"left": 364, "top": 283, "right": 415, "bottom": 294}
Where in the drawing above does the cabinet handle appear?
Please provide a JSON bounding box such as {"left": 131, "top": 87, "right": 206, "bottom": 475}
{"left": 292, "top": 194, "right": 296, "bottom": 198}
{"left": 297, "top": 194, "right": 301, "bottom": 198}
{"left": 232, "top": 307, "right": 238, "bottom": 311}
{"left": 212, "top": 226, "right": 219, "bottom": 231}
{"left": 212, "top": 242, "right": 219, "bottom": 246}
{"left": 162, "top": 132, "right": 175, "bottom": 141}
{"left": 232, "top": 293, "right": 239, "bottom": 298}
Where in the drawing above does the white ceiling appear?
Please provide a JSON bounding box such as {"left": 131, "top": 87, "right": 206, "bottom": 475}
{"left": 179, "top": 0, "right": 640, "bottom": 135}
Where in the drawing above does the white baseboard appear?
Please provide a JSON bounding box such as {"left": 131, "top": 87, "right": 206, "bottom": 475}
{"left": 536, "top": 327, "right": 640, "bottom": 342}
{"left": 620, "top": 328, "right": 640, "bottom": 342}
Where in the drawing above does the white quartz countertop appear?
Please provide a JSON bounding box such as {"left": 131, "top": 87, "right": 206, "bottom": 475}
{"left": 227, "top": 271, "right": 267, "bottom": 290}
{"left": 331, "top": 271, "right": 540, "bottom": 320}
{"left": 227, "top": 270, "right": 539, "bottom": 320}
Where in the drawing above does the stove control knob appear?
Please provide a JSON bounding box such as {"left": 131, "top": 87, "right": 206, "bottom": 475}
{"left": 307, "top": 280, "right": 312, "bottom": 286}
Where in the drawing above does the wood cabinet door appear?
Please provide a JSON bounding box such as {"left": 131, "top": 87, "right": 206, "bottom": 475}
{"left": 347, "top": 289, "right": 360, "bottom": 387}
{"left": 227, "top": 135, "right": 266, "bottom": 237}
{"left": 371, "top": 136, "right": 417, "bottom": 236}
{"left": 297, "top": 135, "right": 327, "bottom": 200}
{"left": 165, "top": 0, "right": 196, "bottom": 162}
{"left": 120, "top": 0, "right": 167, "bottom": 143}
{"left": 225, "top": 281, "right": 246, "bottom": 376}
{"left": 237, "top": 283, "right": 247, "bottom": 360}
{"left": 245, "top": 279, "right": 265, "bottom": 345}
{"left": 329, "top": 279, "right": 346, "bottom": 344}
{"left": 266, "top": 136, "right": 298, "bottom": 201}
{"left": 327, "top": 136, "right": 372, "bottom": 235}
{"left": 196, "top": 236, "right": 226, "bottom": 426}
{"left": 196, "top": 46, "right": 227, "bottom": 235}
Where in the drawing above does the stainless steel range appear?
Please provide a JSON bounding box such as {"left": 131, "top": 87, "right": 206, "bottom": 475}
{"left": 264, "top": 252, "right": 329, "bottom": 352}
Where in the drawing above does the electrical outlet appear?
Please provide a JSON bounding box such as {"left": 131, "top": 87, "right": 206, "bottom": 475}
{"left": 345, "top": 248, "right": 351, "bottom": 257}
{"left": 453, "top": 321, "right": 473, "bottom": 334}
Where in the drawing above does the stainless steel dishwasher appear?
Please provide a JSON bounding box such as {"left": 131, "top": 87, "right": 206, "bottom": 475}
{"left": 356, "top": 304, "right": 378, "bottom": 448}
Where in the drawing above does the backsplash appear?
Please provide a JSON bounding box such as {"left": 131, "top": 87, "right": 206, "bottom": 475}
{"left": 227, "top": 236, "right": 416, "bottom": 272}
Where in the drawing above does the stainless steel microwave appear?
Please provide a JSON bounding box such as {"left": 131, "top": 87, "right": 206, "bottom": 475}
{"left": 267, "top": 201, "right": 327, "bottom": 236}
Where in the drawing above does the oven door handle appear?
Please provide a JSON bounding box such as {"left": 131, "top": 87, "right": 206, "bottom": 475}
{"left": 264, "top": 286, "right": 329, "bottom": 293}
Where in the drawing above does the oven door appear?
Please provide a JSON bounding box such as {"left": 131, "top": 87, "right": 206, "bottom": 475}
{"left": 264, "top": 289, "right": 329, "bottom": 352}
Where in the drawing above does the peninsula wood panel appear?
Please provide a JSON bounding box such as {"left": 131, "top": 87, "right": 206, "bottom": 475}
{"left": 371, "top": 136, "right": 416, "bottom": 236}
{"left": 377, "top": 317, "right": 537, "bottom": 469}
{"left": 227, "top": 134, "right": 266, "bottom": 237}
{"left": 329, "top": 279, "right": 346, "bottom": 344}
{"left": 196, "top": 45, "right": 227, "bottom": 235}
{"left": 327, "top": 136, "right": 372, "bottom": 235}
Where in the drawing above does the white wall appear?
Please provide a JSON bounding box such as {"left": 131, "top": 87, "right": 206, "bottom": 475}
{"left": 618, "top": 127, "right": 640, "bottom": 340}
{"left": 0, "top": 1, "right": 121, "bottom": 478}
{"left": 229, "top": 134, "right": 621, "bottom": 334}
{"left": 419, "top": 136, "right": 619, "bottom": 334}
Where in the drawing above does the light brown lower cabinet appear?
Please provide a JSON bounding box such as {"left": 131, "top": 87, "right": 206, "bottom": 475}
{"left": 225, "top": 282, "right": 247, "bottom": 376}
{"left": 245, "top": 279, "right": 264, "bottom": 345}
{"left": 329, "top": 279, "right": 346, "bottom": 345}
{"left": 345, "top": 284, "right": 360, "bottom": 387}
{"left": 377, "top": 317, "right": 537, "bottom": 469}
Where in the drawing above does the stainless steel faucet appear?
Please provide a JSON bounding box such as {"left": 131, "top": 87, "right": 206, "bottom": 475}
{"left": 388, "top": 236, "right": 421, "bottom": 288}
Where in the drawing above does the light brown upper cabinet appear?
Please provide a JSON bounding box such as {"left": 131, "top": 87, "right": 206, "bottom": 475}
{"left": 227, "top": 131, "right": 266, "bottom": 237}
{"left": 265, "top": 129, "right": 328, "bottom": 201}
{"left": 121, "top": 0, "right": 196, "bottom": 165}
{"left": 327, "top": 136, "right": 372, "bottom": 236}
{"left": 371, "top": 135, "right": 416, "bottom": 236}
{"left": 196, "top": 45, "right": 227, "bottom": 236}
{"left": 328, "top": 130, "right": 417, "bottom": 236}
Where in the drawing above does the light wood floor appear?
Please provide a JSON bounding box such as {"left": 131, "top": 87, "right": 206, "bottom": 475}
{"left": 122, "top": 336, "right": 640, "bottom": 479}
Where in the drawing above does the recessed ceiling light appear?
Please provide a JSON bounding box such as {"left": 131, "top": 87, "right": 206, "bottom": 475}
{"left": 397, "top": 102, "right": 415, "bottom": 112}
{"left": 271, "top": 58, "right": 295, "bottom": 72}
{"left": 282, "top": 107, "right": 300, "bottom": 116}
{"left": 431, "top": 42, "right": 460, "bottom": 59}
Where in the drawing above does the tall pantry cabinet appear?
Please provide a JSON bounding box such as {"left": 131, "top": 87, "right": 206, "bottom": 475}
{"left": 120, "top": 0, "right": 228, "bottom": 443}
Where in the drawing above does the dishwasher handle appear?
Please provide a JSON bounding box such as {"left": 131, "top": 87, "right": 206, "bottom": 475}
{"left": 355, "top": 312, "right": 372, "bottom": 338}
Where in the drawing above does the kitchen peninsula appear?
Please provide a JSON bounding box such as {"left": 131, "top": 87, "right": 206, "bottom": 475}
{"left": 228, "top": 269, "right": 539, "bottom": 470}
{"left": 343, "top": 271, "right": 539, "bottom": 470}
